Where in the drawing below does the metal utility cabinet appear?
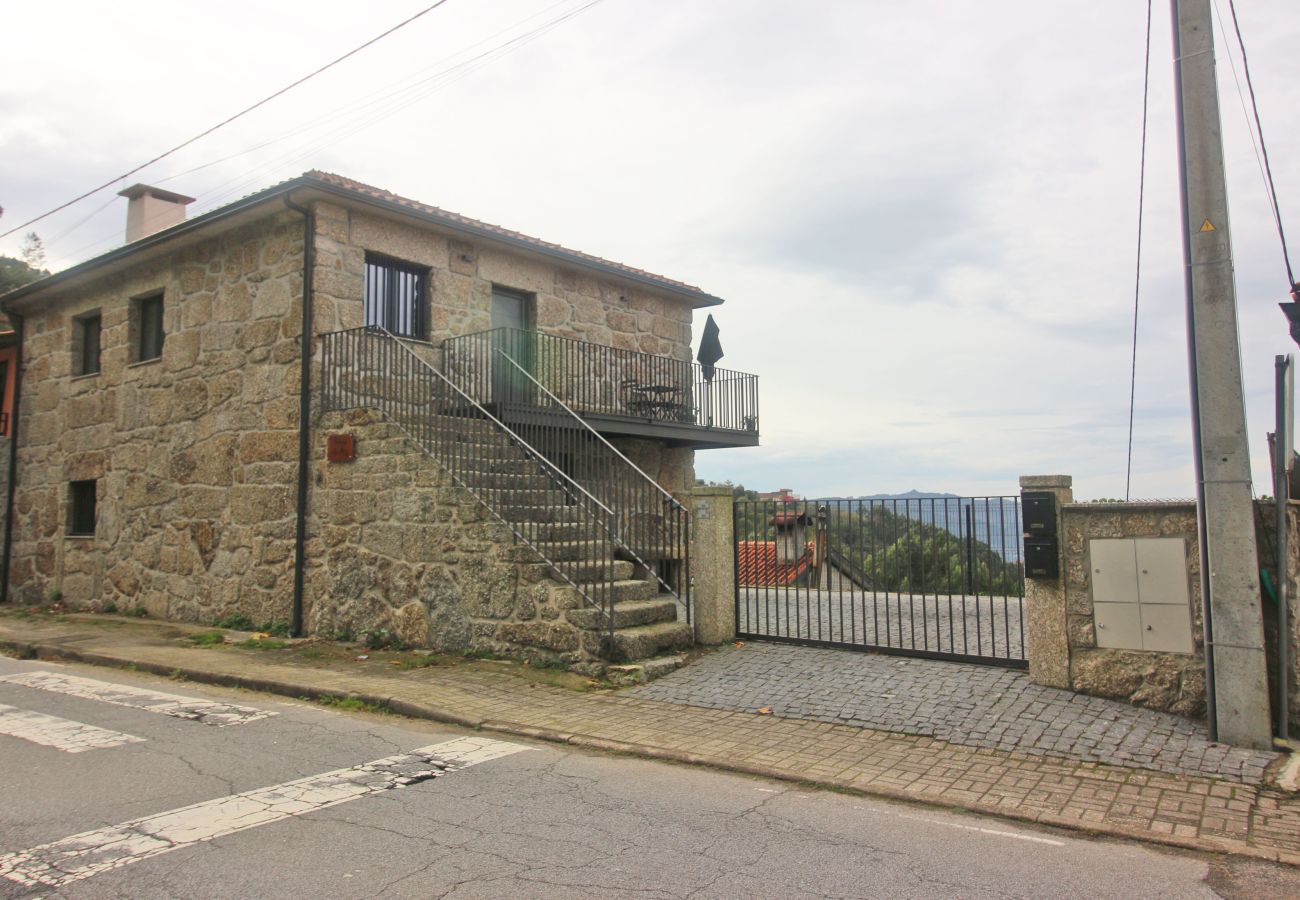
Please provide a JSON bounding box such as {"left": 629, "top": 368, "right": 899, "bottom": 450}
{"left": 1089, "top": 538, "right": 1194, "bottom": 654}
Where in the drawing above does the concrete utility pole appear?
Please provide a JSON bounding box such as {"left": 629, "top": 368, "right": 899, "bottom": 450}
{"left": 1171, "top": 0, "right": 1273, "bottom": 748}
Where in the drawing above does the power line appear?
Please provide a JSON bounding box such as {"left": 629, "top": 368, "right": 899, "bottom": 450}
{"left": 1225, "top": 0, "right": 1294, "bottom": 289}
{"left": 0, "top": 0, "right": 455, "bottom": 240}
{"left": 44, "top": 0, "right": 610, "bottom": 267}
{"left": 1125, "top": 0, "right": 1153, "bottom": 502}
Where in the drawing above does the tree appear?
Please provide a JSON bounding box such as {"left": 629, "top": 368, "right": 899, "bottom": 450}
{"left": 20, "top": 232, "right": 46, "bottom": 270}
{"left": 0, "top": 231, "right": 49, "bottom": 294}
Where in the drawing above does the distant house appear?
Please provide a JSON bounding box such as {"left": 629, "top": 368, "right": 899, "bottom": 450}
{"left": 737, "top": 509, "right": 867, "bottom": 590}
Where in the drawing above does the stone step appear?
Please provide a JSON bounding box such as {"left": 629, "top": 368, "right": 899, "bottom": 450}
{"left": 460, "top": 469, "right": 556, "bottom": 490}
{"left": 567, "top": 597, "right": 679, "bottom": 630}
{"left": 519, "top": 519, "right": 588, "bottom": 541}
{"left": 498, "top": 504, "right": 585, "bottom": 524}
{"left": 552, "top": 558, "right": 636, "bottom": 583}
{"left": 458, "top": 457, "right": 547, "bottom": 478}
{"left": 604, "top": 621, "right": 694, "bottom": 663}
{"left": 486, "top": 488, "right": 574, "bottom": 508}
{"left": 605, "top": 654, "right": 688, "bottom": 686}
{"left": 533, "top": 539, "right": 619, "bottom": 562}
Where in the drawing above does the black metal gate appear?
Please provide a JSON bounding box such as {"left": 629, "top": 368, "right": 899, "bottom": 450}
{"left": 734, "top": 495, "right": 1027, "bottom": 668}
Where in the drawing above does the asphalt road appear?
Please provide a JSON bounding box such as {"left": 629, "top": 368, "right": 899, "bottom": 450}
{"left": 0, "top": 655, "right": 1293, "bottom": 899}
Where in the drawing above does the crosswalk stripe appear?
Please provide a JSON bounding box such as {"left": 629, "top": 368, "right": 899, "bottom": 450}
{"left": 0, "top": 703, "right": 145, "bottom": 753}
{"left": 0, "top": 670, "right": 274, "bottom": 726}
{"left": 0, "top": 736, "right": 527, "bottom": 888}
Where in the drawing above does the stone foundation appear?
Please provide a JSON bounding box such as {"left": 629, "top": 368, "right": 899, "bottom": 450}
{"left": 307, "top": 409, "right": 608, "bottom": 664}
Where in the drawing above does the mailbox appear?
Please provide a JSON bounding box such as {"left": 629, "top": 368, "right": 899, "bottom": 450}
{"left": 1021, "top": 491, "right": 1057, "bottom": 537}
{"left": 1024, "top": 537, "right": 1059, "bottom": 579}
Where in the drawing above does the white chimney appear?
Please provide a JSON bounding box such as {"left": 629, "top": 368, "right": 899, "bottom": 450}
{"left": 117, "top": 184, "right": 196, "bottom": 243}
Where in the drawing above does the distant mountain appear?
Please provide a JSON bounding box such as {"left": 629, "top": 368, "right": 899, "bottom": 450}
{"left": 815, "top": 490, "right": 960, "bottom": 502}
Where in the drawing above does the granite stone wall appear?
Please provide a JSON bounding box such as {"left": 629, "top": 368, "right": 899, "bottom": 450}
{"left": 7, "top": 211, "right": 305, "bottom": 625}
{"left": 308, "top": 408, "right": 610, "bottom": 665}
{"left": 310, "top": 203, "right": 695, "bottom": 361}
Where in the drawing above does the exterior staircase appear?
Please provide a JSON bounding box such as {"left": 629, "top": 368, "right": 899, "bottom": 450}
{"left": 451, "top": 425, "right": 692, "bottom": 663}
{"left": 320, "top": 325, "right": 693, "bottom": 670}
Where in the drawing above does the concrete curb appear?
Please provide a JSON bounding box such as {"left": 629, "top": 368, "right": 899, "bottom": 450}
{"left": 4, "top": 636, "right": 1298, "bottom": 868}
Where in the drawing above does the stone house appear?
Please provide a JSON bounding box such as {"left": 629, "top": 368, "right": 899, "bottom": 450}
{"left": 0, "top": 172, "right": 760, "bottom": 668}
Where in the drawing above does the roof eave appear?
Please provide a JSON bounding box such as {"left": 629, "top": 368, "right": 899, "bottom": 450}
{"left": 0, "top": 177, "right": 312, "bottom": 310}
{"left": 0, "top": 173, "right": 726, "bottom": 311}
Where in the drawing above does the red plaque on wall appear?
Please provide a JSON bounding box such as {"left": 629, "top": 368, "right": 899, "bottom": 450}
{"left": 327, "top": 434, "right": 356, "bottom": 463}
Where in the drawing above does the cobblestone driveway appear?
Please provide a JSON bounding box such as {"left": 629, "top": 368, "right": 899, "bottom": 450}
{"left": 632, "top": 642, "right": 1279, "bottom": 784}
{"left": 737, "top": 588, "right": 1025, "bottom": 663}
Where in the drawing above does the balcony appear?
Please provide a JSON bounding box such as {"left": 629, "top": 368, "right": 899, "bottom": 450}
{"left": 441, "top": 328, "right": 759, "bottom": 449}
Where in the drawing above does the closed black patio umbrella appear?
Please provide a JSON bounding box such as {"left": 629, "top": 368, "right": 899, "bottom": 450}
{"left": 697, "top": 314, "right": 724, "bottom": 381}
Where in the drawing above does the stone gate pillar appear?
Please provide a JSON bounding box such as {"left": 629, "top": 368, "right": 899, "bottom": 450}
{"left": 691, "top": 486, "right": 736, "bottom": 644}
{"left": 1020, "top": 475, "right": 1073, "bottom": 688}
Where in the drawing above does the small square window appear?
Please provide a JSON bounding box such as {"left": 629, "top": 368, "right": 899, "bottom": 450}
{"left": 132, "top": 292, "right": 165, "bottom": 362}
{"left": 69, "top": 480, "right": 97, "bottom": 537}
{"left": 73, "top": 311, "right": 102, "bottom": 376}
{"left": 364, "top": 254, "right": 428, "bottom": 339}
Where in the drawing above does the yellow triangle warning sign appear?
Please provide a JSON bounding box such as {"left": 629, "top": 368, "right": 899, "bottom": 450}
{"left": 1199, "top": 218, "right": 1216, "bottom": 232}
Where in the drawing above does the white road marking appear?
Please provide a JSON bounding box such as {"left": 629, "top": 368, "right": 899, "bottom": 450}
{"left": 897, "top": 813, "right": 1065, "bottom": 846}
{"left": 0, "top": 703, "right": 145, "bottom": 753}
{"left": 0, "top": 671, "right": 274, "bottom": 726}
{"left": 0, "top": 736, "right": 527, "bottom": 888}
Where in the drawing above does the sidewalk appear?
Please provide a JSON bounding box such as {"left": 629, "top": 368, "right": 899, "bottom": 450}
{"left": 2, "top": 610, "right": 1298, "bottom": 866}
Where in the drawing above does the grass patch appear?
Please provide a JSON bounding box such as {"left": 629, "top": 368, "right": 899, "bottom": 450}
{"left": 213, "top": 613, "right": 256, "bottom": 631}
{"left": 525, "top": 658, "right": 570, "bottom": 671}
{"left": 236, "top": 638, "right": 290, "bottom": 651}
{"left": 127, "top": 606, "right": 148, "bottom": 618}
{"left": 188, "top": 631, "right": 226, "bottom": 647}
{"left": 315, "top": 695, "right": 390, "bottom": 715}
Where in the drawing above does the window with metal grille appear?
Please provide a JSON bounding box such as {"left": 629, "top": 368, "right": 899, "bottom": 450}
{"left": 364, "top": 254, "right": 428, "bottom": 339}
{"left": 69, "top": 480, "right": 96, "bottom": 536}
{"left": 74, "top": 312, "right": 102, "bottom": 376}
{"left": 133, "top": 292, "right": 165, "bottom": 362}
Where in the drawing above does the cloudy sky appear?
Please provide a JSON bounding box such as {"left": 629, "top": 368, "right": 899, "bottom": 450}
{"left": 3, "top": 0, "right": 1298, "bottom": 500}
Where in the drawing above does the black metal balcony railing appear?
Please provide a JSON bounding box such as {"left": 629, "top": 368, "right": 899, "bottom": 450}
{"left": 442, "top": 328, "right": 759, "bottom": 435}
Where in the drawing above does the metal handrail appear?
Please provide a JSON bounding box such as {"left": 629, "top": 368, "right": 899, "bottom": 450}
{"left": 320, "top": 326, "right": 621, "bottom": 645}
{"left": 491, "top": 347, "right": 691, "bottom": 616}
{"left": 493, "top": 348, "right": 685, "bottom": 512}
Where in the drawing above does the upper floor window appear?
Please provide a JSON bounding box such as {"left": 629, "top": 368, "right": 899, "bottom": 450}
{"left": 364, "top": 254, "right": 428, "bottom": 340}
{"left": 73, "top": 311, "right": 102, "bottom": 376}
{"left": 132, "top": 292, "right": 165, "bottom": 362}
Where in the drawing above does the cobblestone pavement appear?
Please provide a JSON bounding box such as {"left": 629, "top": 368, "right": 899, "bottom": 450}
{"left": 632, "top": 642, "right": 1278, "bottom": 784}
{"left": 736, "top": 589, "right": 1026, "bottom": 662}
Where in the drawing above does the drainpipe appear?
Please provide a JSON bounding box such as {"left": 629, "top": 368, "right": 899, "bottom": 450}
{"left": 284, "top": 197, "right": 314, "bottom": 637}
{"left": 0, "top": 312, "right": 22, "bottom": 605}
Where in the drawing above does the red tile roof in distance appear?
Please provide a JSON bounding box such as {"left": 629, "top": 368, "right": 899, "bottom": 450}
{"left": 304, "top": 170, "right": 709, "bottom": 299}
{"left": 737, "top": 541, "right": 813, "bottom": 587}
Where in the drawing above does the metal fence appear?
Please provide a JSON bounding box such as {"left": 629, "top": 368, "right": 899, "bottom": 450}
{"left": 734, "top": 496, "right": 1027, "bottom": 667}
{"left": 443, "top": 327, "right": 759, "bottom": 435}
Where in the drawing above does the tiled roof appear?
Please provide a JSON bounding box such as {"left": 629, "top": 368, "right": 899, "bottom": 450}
{"left": 303, "top": 170, "right": 712, "bottom": 300}
{"left": 737, "top": 541, "right": 812, "bottom": 587}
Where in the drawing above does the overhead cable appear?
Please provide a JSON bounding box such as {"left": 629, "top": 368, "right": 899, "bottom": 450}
{"left": 0, "top": 0, "right": 455, "bottom": 240}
